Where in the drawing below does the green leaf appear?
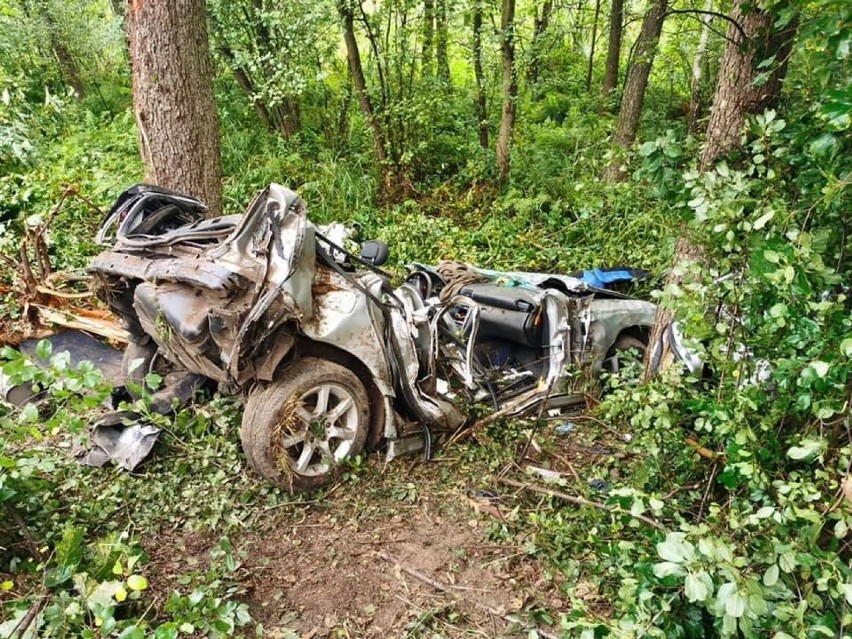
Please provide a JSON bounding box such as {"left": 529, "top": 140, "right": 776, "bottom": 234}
{"left": 764, "top": 564, "right": 780, "bottom": 587}
{"left": 764, "top": 250, "right": 781, "bottom": 263}
{"left": 685, "top": 571, "right": 711, "bottom": 602}
{"left": 841, "top": 584, "right": 852, "bottom": 606}
{"left": 840, "top": 338, "right": 852, "bottom": 358}
{"left": 126, "top": 574, "right": 148, "bottom": 591}
{"left": 787, "top": 439, "right": 825, "bottom": 461}
{"left": 810, "top": 361, "right": 831, "bottom": 378}
{"left": 19, "top": 403, "right": 38, "bottom": 424}
{"left": 117, "top": 627, "right": 144, "bottom": 639}
{"left": 755, "top": 506, "right": 774, "bottom": 519}
{"left": 778, "top": 552, "right": 796, "bottom": 573}
{"left": 657, "top": 533, "right": 695, "bottom": 563}
{"left": 725, "top": 591, "right": 747, "bottom": 618}
{"left": 36, "top": 339, "right": 52, "bottom": 359}
{"left": 653, "top": 561, "right": 686, "bottom": 578}
{"left": 753, "top": 210, "right": 774, "bottom": 229}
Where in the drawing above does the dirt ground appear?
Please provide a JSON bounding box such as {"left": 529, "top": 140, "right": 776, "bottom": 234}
{"left": 146, "top": 473, "right": 569, "bottom": 638}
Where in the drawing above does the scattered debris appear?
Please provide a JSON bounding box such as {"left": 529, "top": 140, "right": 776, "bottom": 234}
{"left": 497, "top": 476, "right": 665, "bottom": 530}
{"left": 376, "top": 551, "right": 561, "bottom": 639}
{"left": 555, "top": 421, "right": 576, "bottom": 435}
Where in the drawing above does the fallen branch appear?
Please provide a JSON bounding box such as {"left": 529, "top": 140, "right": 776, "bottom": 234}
{"left": 32, "top": 305, "right": 129, "bottom": 344}
{"left": 447, "top": 387, "right": 542, "bottom": 446}
{"left": 10, "top": 591, "right": 48, "bottom": 639}
{"left": 685, "top": 437, "right": 721, "bottom": 461}
{"left": 5, "top": 504, "right": 44, "bottom": 563}
{"left": 497, "top": 476, "right": 666, "bottom": 531}
{"left": 376, "top": 551, "right": 560, "bottom": 639}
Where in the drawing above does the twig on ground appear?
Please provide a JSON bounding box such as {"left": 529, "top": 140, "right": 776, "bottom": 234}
{"left": 497, "top": 476, "right": 666, "bottom": 531}
{"left": 5, "top": 504, "right": 44, "bottom": 563}
{"left": 376, "top": 551, "right": 561, "bottom": 639}
{"left": 697, "top": 463, "right": 719, "bottom": 523}
{"left": 10, "top": 590, "right": 48, "bottom": 639}
{"left": 551, "top": 451, "right": 582, "bottom": 482}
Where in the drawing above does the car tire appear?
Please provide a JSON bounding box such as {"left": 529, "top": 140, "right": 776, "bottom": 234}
{"left": 121, "top": 340, "right": 185, "bottom": 399}
{"left": 240, "top": 357, "right": 370, "bottom": 492}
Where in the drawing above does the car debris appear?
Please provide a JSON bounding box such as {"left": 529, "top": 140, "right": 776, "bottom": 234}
{"left": 76, "top": 183, "right": 695, "bottom": 488}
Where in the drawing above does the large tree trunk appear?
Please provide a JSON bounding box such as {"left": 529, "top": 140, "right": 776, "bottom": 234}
{"left": 700, "top": 2, "right": 798, "bottom": 170}
{"left": 603, "top": 0, "right": 667, "bottom": 181}
{"left": 687, "top": 0, "right": 713, "bottom": 133}
{"left": 496, "top": 0, "right": 517, "bottom": 185}
{"left": 643, "top": 2, "right": 799, "bottom": 378}
{"left": 586, "top": 0, "right": 603, "bottom": 90}
{"left": 473, "top": 1, "right": 489, "bottom": 152}
{"left": 435, "top": 0, "right": 451, "bottom": 86}
{"left": 601, "top": 0, "right": 624, "bottom": 99}
{"left": 126, "top": 0, "right": 223, "bottom": 216}
{"left": 527, "top": 0, "right": 553, "bottom": 87}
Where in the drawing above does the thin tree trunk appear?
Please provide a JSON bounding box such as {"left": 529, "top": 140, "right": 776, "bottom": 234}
{"left": 687, "top": 0, "right": 713, "bottom": 133}
{"left": 603, "top": 0, "right": 667, "bottom": 182}
{"left": 273, "top": 99, "right": 301, "bottom": 140}
{"left": 126, "top": 0, "right": 223, "bottom": 216}
{"left": 422, "top": 0, "right": 434, "bottom": 77}
{"left": 473, "top": 1, "right": 489, "bottom": 152}
{"left": 586, "top": 0, "right": 603, "bottom": 90}
{"left": 644, "top": 2, "right": 799, "bottom": 378}
{"left": 601, "top": 0, "right": 624, "bottom": 98}
{"left": 496, "top": 0, "right": 517, "bottom": 185}
{"left": 436, "top": 0, "right": 451, "bottom": 86}
{"left": 339, "top": 0, "right": 393, "bottom": 182}
{"left": 337, "top": 79, "right": 353, "bottom": 144}
{"left": 700, "top": 2, "right": 798, "bottom": 170}
{"left": 527, "top": 0, "right": 553, "bottom": 86}
{"left": 41, "top": 4, "right": 86, "bottom": 97}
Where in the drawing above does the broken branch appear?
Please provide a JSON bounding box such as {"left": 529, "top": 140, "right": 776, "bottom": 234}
{"left": 685, "top": 437, "right": 720, "bottom": 460}
{"left": 497, "top": 476, "right": 666, "bottom": 531}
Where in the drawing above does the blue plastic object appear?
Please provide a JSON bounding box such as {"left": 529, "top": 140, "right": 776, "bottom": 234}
{"left": 580, "top": 268, "right": 636, "bottom": 288}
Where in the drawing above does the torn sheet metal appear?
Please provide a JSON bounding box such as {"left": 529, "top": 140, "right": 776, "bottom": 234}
{"left": 78, "top": 418, "right": 160, "bottom": 470}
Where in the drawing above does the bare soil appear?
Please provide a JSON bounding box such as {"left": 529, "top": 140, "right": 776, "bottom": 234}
{"left": 145, "top": 464, "right": 569, "bottom": 638}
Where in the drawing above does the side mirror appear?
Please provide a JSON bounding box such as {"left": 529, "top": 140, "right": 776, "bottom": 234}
{"left": 360, "top": 240, "right": 389, "bottom": 266}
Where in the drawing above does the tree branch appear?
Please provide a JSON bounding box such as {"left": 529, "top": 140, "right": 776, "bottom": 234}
{"left": 665, "top": 9, "right": 747, "bottom": 42}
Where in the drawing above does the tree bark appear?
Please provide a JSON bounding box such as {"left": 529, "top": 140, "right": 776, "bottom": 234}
{"left": 422, "top": 0, "right": 434, "bottom": 78}
{"left": 496, "top": 0, "right": 517, "bottom": 185}
{"left": 435, "top": 0, "right": 451, "bottom": 86}
{"left": 126, "top": 0, "right": 223, "bottom": 216}
{"left": 604, "top": 0, "right": 667, "bottom": 182}
{"left": 473, "top": 1, "right": 489, "bottom": 152}
{"left": 700, "top": 2, "right": 798, "bottom": 170}
{"left": 586, "top": 0, "right": 603, "bottom": 90}
{"left": 527, "top": 0, "right": 553, "bottom": 86}
{"left": 687, "top": 0, "right": 713, "bottom": 133}
{"left": 601, "top": 0, "right": 624, "bottom": 99}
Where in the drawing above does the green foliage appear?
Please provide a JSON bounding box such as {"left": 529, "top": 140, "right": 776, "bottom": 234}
{"left": 0, "top": 0, "right": 849, "bottom": 636}
{"left": 0, "top": 348, "right": 264, "bottom": 637}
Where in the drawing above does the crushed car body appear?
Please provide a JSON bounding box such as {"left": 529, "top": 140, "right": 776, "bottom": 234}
{"left": 88, "top": 183, "right": 679, "bottom": 489}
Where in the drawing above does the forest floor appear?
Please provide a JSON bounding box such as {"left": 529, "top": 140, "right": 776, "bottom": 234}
{"left": 143, "top": 452, "right": 577, "bottom": 638}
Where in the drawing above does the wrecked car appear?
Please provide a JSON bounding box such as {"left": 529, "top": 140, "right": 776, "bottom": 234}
{"left": 89, "top": 184, "right": 675, "bottom": 491}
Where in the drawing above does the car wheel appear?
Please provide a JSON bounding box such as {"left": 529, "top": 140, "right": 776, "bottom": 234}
{"left": 121, "top": 340, "right": 183, "bottom": 399}
{"left": 240, "top": 357, "right": 370, "bottom": 492}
